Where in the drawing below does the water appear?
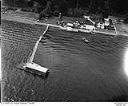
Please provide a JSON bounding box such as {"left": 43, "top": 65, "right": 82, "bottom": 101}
{"left": 124, "top": 48, "right": 128, "bottom": 77}
{"left": 0, "top": 47, "right": 1, "bottom": 80}
{"left": 2, "top": 20, "right": 128, "bottom": 102}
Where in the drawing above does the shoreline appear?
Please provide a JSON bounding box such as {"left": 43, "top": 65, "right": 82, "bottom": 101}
{"left": 1, "top": 10, "right": 128, "bottom": 36}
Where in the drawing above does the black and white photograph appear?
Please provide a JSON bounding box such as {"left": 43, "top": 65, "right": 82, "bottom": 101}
{"left": 1, "top": 0, "right": 128, "bottom": 103}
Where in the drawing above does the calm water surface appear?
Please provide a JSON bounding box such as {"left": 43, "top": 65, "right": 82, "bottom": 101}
{"left": 2, "top": 20, "right": 128, "bottom": 101}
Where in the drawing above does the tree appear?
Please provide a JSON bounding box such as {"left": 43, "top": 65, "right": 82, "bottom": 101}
{"left": 89, "top": 0, "right": 96, "bottom": 13}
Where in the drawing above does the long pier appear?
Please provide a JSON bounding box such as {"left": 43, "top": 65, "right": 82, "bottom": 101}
{"left": 28, "top": 25, "right": 49, "bottom": 62}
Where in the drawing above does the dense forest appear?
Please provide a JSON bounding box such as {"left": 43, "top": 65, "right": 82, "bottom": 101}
{"left": 2, "top": 0, "right": 128, "bottom": 15}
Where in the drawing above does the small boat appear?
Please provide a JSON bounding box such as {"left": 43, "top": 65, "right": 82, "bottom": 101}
{"left": 82, "top": 37, "right": 89, "bottom": 43}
